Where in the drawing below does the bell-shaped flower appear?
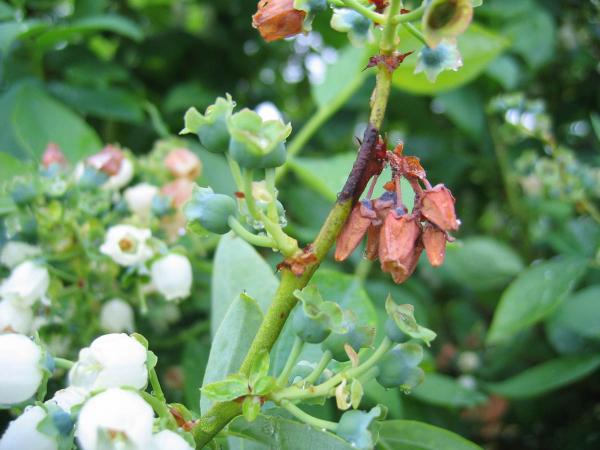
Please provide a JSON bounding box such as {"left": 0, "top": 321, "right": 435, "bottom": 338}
{"left": 0, "top": 334, "right": 44, "bottom": 405}
{"left": 100, "top": 225, "right": 153, "bottom": 267}
{"left": 100, "top": 299, "right": 135, "bottom": 333}
{"left": 422, "top": 0, "right": 473, "bottom": 48}
{"left": 252, "top": 0, "right": 306, "bottom": 42}
{"left": 0, "top": 241, "right": 42, "bottom": 269}
{"left": 378, "top": 211, "right": 423, "bottom": 284}
{"left": 165, "top": 148, "right": 202, "bottom": 179}
{"left": 0, "top": 299, "right": 33, "bottom": 334}
{"left": 419, "top": 183, "right": 459, "bottom": 231}
{"left": 69, "top": 333, "right": 148, "bottom": 392}
{"left": 331, "top": 8, "right": 372, "bottom": 46}
{"left": 103, "top": 157, "right": 134, "bottom": 190}
{"left": 415, "top": 39, "right": 463, "bottom": 82}
{"left": 150, "top": 253, "right": 193, "bottom": 301}
{"left": 0, "top": 260, "right": 49, "bottom": 307}
{"left": 335, "top": 201, "right": 376, "bottom": 262}
{"left": 161, "top": 178, "right": 194, "bottom": 209}
{"left": 0, "top": 406, "right": 57, "bottom": 450}
{"left": 422, "top": 224, "right": 448, "bottom": 266}
{"left": 76, "top": 388, "right": 154, "bottom": 450}
{"left": 124, "top": 183, "right": 159, "bottom": 219}
{"left": 48, "top": 386, "right": 88, "bottom": 414}
{"left": 152, "top": 430, "right": 193, "bottom": 450}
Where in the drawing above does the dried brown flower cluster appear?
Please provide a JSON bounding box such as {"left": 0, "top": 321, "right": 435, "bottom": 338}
{"left": 335, "top": 143, "right": 459, "bottom": 284}
{"left": 252, "top": 0, "right": 306, "bottom": 42}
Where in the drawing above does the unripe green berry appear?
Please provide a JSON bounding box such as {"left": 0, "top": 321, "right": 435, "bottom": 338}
{"left": 197, "top": 117, "right": 230, "bottom": 153}
{"left": 321, "top": 323, "right": 372, "bottom": 362}
{"left": 384, "top": 317, "right": 408, "bottom": 343}
{"left": 376, "top": 343, "right": 425, "bottom": 390}
{"left": 184, "top": 186, "right": 237, "bottom": 235}
{"left": 229, "top": 139, "right": 287, "bottom": 169}
{"left": 292, "top": 307, "right": 331, "bottom": 344}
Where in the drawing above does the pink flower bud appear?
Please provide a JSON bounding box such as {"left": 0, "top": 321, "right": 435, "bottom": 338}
{"left": 422, "top": 224, "right": 447, "bottom": 267}
{"left": 87, "top": 145, "right": 124, "bottom": 176}
{"left": 41, "top": 143, "right": 67, "bottom": 168}
{"left": 420, "top": 184, "right": 459, "bottom": 231}
{"left": 164, "top": 148, "right": 202, "bottom": 179}
{"left": 379, "top": 211, "right": 422, "bottom": 284}
{"left": 161, "top": 178, "right": 194, "bottom": 208}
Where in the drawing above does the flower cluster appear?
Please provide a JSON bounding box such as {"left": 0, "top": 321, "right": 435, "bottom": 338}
{"left": 1, "top": 140, "right": 201, "bottom": 348}
{"left": 336, "top": 142, "right": 459, "bottom": 284}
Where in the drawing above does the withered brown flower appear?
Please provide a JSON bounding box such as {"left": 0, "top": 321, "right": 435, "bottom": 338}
{"left": 420, "top": 184, "right": 459, "bottom": 231}
{"left": 379, "top": 210, "right": 422, "bottom": 283}
{"left": 335, "top": 201, "right": 375, "bottom": 261}
{"left": 422, "top": 224, "right": 447, "bottom": 267}
{"left": 252, "top": 0, "right": 306, "bottom": 43}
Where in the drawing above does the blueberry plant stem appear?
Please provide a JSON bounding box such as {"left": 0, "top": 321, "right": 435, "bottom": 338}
{"left": 228, "top": 216, "right": 277, "bottom": 248}
{"left": 276, "top": 336, "right": 304, "bottom": 386}
{"left": 304, "top": 350, "right": 332, "bottom": 385}
{"left": 53, "top": 357, "right": 74, "bottom": 370}
{"left": 280, "top": 399, "right": 339, "bottom": 431}
{"left": 192, "top": 2, "right": 401, "bottom": 446}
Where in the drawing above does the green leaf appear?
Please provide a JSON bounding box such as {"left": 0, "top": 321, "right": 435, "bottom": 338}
{"left": 412, "top": 373, "right": 487, "bottom": 408}
{"left": 200, "top": 293, "right": 263, "bottom": 413}
{"left": 211, "top": 232, "right": 278, "bottom": 336}
{"left": 443, "top": 237, "right": 524, "bottom": 291}
{"left": 487, "top": 257, "right": 588, "bottom": 344}
{"left": 385, "top": 296, "right": 436, "bottom": 346}
{"left": 378, "top": 420, "right": 482, "bottom": 450}
{"left": 252, "top": 375, "right": 276, "bottom": 396}
{"left": 0, "top": 81, "right": 101, "bottom": 162}
{"left": 47, "top": 82, "right": 145, "bottom": 123}
{"left": 249, "top": 350, "right": 270, "bottom": 387}
{"left": 484, "top": 354, "right": 600, "bottom": 399}
{"left": 242, "top": 396, "right": 261, "bottom": 422}
{"left": 547, "top": 286, "right": 600, "bottom": 340}
{"left": 32, "top": 14, "right": 143, "bottom": 51}
{"left": 201, "top": 374, "right": 249, "bottom": 402}
{"left": 311, "top": 45, "right": 369, "bottom": 109}
{"left": 435, "top": 87, "right": 485, "bottom": 140}
{"left": 503, "top": 6, "right": 556, "bottom": 69}
{"left": 229, "top": 414, "right": 356, "bottom": 450}
{"left": 182, "top": 337, "right": 210, "bottom": 413}
{"left": 289, "top": 154, "right": 415, "bottom": 208}
{"left": 393, "top": 23, "right": 509, "bottom": 95}
{"left": 591, "top": 113, "right": 600, "bottom": 142}
{"left": 0, "top": 153, "right": 31, "bottom": 185}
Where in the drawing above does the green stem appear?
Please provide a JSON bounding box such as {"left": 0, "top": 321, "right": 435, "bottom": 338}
{"left": 277, "top": 336, "right": 304, "bottom": 386}
{"left": 242, "top": 169, "right": 261, "bottom": 221}
{"left": 276, "top": 70, "right": 367, "bottom": 182}
{"left": 137, "top": 280, "right": 148, "bottom": 315}
{"left": 354, "top": 259, "right": 373, "bottom": 283}
{"left": 191, "top": 1, "right": 399, "bottom": 444}
{"left": 280, "top": 400, "right": 339, "bottom": 431}
{"left": 402, "top": 22, "right": 427, "bottom": 46}
{"left": 53, "top": 357, "right": 74, "bottom": 370}
{"left": 341, "top": 0, "right": 386, "bottom": 23}
{"left": 149, "top": 366, "right": 166, "bottom": 403}
{"left": 140, "top": 391, "right": 176, "bottom": 427}
{"left": 357, "top": 365, "right": 380, "bottom": 384}
{"left": 46, "top": 264, "right": 78, "bottom": 283}
{"left": 259, "top": 213, "right": 299, "bottom": 257}
{"left": 226, "top": 155, "right": 245, "bottom": 192}
{"left": 265, "top": 168, "right": 279, "bottom": 222}
{"left": 580, "top": 199, "right": 600, "bottom": 225}
{"left": 392, "top": 2, "right": 426, "bottom": 23}
{"left": 228, "top": 216, "right": 277, "bottom": 248}
{"left": 304, "top": 350, "right": 332, "bottom": 385}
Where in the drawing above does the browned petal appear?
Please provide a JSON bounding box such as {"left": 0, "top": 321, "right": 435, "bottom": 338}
{"left": 389, "top": 242, "right": 422, "bottom": 284}
{"left": 423, "top": 224, "right": 447, "bottom": 267}
{"left": 252, "top": 0, "right": 306, "bottom": 43}
{"left": 334, "top": 203, "right": 372, "bottom": 261}
{"left": 365, "top": 224, "right": 380, "bottom": 260}
{"left": 42, "top": 142, "right": 67, "bottom": 168}
{"left": 420, "top": 184, "right": 459, "bottom": 231}
{"left": 378, "top": 211, "right": 422, "bottom": 266}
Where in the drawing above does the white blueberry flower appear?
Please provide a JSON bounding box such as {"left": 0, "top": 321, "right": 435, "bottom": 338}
{"left": 0, "top": 299, "right": 33, "bottom": 334}
{"left": 100, "top": 225, "right": 153, "bottom": 267}
{"left": 0, "top": 406, "right": 57, "bottom": 450}
{"left": 48, "top": 386, "right": 89, "bottom": 414}
{"left": 103, "top": 157, "right": 135, "bottom": 191}
{"left": 152, "top": 430, "right": 193, "bottom": 450}
{"left": 76, "top": 388, "right": 154, "bottom": 450}
{"left": 0, "top": 260, "right": 49, "bottom": 306}
{"left": 100, "top": 299, "right": 135, "bottom": 333}
{"left": 0, "top": 334, "right": 44, "bottom": 405}
{"left": 124, "top": 183, "right": 159, "bottom": 219}
{"left": 414, "top": 39, "right": 463, "bottom": 82}
{"left": 69, "top": 333, "right": 148, "bottom": 392}
{"left": 150, "top": 253, "right": 193, "bottom": 301}
{"left": 0, "top": 241, "right": 42, "bottom": 269}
